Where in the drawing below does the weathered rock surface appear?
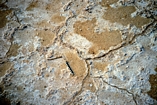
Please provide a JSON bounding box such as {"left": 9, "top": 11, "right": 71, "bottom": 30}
{"left": 0, "top": 0, "right": 157, "bottom": 105}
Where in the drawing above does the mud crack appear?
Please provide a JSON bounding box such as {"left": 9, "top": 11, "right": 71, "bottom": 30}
{"left": 85, "top": 19, "right": 156, "bottom": 60}
{"left": 94, "top": 76, "right": 137, "bottom": 105}
{"left": 63, "top": 60, "right": 90, "bottom": 105}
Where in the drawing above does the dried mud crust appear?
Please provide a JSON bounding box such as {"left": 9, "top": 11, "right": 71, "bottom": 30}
{"left": 102, "top": 6, "right": 151, "bottom": 28}
{"left": 0, "top": 2, "right": 12, "bottom": 28}
{"left": 73, "top": 18, "right": 122, "bottom": 54}
{"left": 0, "top": 0, "right": 157, "bottom": 105}
{"left": 147, "top": 67, "right": 157, "bottom": 100}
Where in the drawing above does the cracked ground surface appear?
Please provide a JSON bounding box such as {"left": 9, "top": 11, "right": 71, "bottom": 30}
{"left": 0, "top": 0, "right": 157, "bottom": 105}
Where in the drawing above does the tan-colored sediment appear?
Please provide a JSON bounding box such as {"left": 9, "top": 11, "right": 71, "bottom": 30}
{"left": 83, "top": 77, "right": 96, "bottom": 92}
{"left": 147, "top": 67, "right": 157, "bottom": 100}
{"left": 34, "top": 80, "right": 47, "bottom": 92}
{"left": 64, "top": 51, "right": 87, "bottom": 78}
{"left": 0, "top": 62, "right": 12, "bottom": 77}
{"left": 36, "top": 29, "right": 55, "bottom": 47}
{"left": 26, "top": 1, "right": 38, "bottom": 11}
{"left": 103, "top": 6, "right": 151, "bottom": 28}
{"left": 93, "top": 62, "right": 108, "bottom": 71}
{"left": 7, "top": 43, "right": 20, "bottom": 57}
{"left": 0, "top": 10, "right": 11, "bottom": 28}
{"left": 73, "top": 18, "right": 122, "bottom": 54}
{"left": 51, "top": 14, "right": 66, "bottom": 23}
{"left": 45, "top": 0, "right": 62, "bottom": 12}
{"left": 26, "top": 0, "right": 62, "bottom": 12}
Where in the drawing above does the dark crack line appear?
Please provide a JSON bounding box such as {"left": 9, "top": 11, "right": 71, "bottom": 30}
{"left": 94, "top": 76, "right": 137, "bottom": 105}
{"left": 58, "top": 29, "right": 83, "bottom": 59}
{"left": 53, "top": 1, "right": 76, "bottom": 45}
{"left": 85, "top": 43, "right": 125, "bottom": 60}
{"left": 56, "top": 17, "right": 156, "bottom": 62}
{"left": 63, "top": 60, "right": 90, "bottom": 105}
{"left": 4, "top": 24, "right": 30, "bottom": 59}
{"left": 85, "top": 19, "right": 156, "bottom": 60}
{"left": 63, "top": 1, "right": 73, "bottom": 11}
{"left": 129, "top": 20, "right": 156, "bottom": 44}
{"left": 13, "top": 11, "right": 21, "bottom": 25}
{"left": 47, "top": 56, "right": 62, "bottom": 60}
{"left": 65, "top": 10, "right": 76, "bottom": 26}
{"left": 51, "top": 15, "right": 155, "bottom": 105}
{"left": 53, "top": 24, "right": 65, "bottom": 45}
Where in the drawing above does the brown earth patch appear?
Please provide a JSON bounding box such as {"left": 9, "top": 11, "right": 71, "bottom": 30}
{"left": 51, "top": 14, "right": 65, "bottom": 23}
{"left": 103, "top": 6, "right": 151, "bottom": 28}
{"left": 82, "top": 77, "right": 96, "bottom": 92}
{"left": 93, "top": 62, "right": 108, "bottom": 71}
{"left": 147, "top": 67, "right": 157, "bottom": 100}
{"left": 0, "top": 62, "right": 12, "bottom": 77}
{"left": 7, "top": 43, "right": 20, "bottom": 57}
{"left": 36, "top": 29, "right": 55, "bottom": 47}
{"left": 0, "top": 10, "right": 11, "bottom": 28}
{"left": 73, "top": 18, "right": 122, "bottom": 54}
{"left": 64, "top": 51, "right": 87, "bottom": 78}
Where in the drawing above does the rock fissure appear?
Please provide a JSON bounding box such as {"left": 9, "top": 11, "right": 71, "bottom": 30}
{"left": 0, "top": 0, "right": 156, "bottom": 104}
{"left": 94, "top": 76, "right": 137, "bottom": 105}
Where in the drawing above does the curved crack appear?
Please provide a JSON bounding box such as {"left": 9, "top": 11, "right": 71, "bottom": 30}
{"left": 94, "top": 76, "right": 137, "bottom": 105}
{"left": 85, "top": 19, "right": 156, "bottom": 60}
{"left": 52, "top": 9, "right": 156, "bottom": 105}
{"left": 63, "top": 60, "right": 90, "bottom": 105}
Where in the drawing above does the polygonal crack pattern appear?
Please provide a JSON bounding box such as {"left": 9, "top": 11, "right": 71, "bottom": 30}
{"left": 0, "top": 0, "right": 157, "bottom": 105}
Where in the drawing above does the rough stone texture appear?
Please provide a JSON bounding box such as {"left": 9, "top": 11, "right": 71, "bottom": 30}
{"left": 0, "top": 0, "right": 157, "bottom": 105}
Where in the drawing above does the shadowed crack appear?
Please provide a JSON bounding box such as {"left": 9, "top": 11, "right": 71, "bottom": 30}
{"left": 47, "top": 56, "right": 62, "bottom": 60}
{"left": 1, "top": 1, "right": 156, "bottom": 104}
{"left": 63, "top": 1, "right": 73, "bottom": 12}
{"left": 63, "top": 60, "right": 90, "bottom": 105}
{"left": 53, "top": 24, "right": 65, "bottom": 45}
{"left": 3, "top": 24, "right": 30, "bottom": 60}
{"left": 52, "top": 6, "right": 156, "bottom": 105}
{"left": 94, "top": 76, "right": 137, "bottom": 105}
{"left": 85, "top": 19, "right": 156, "bottom": 60}
{"left": 13, "top": 10, "right": 21, "bottom": 25}
{"left": 56, "top": 9, "right": 156, "bottom": 61}
{"left": 65, "top": 10, "right": 76, "bottom": 26}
